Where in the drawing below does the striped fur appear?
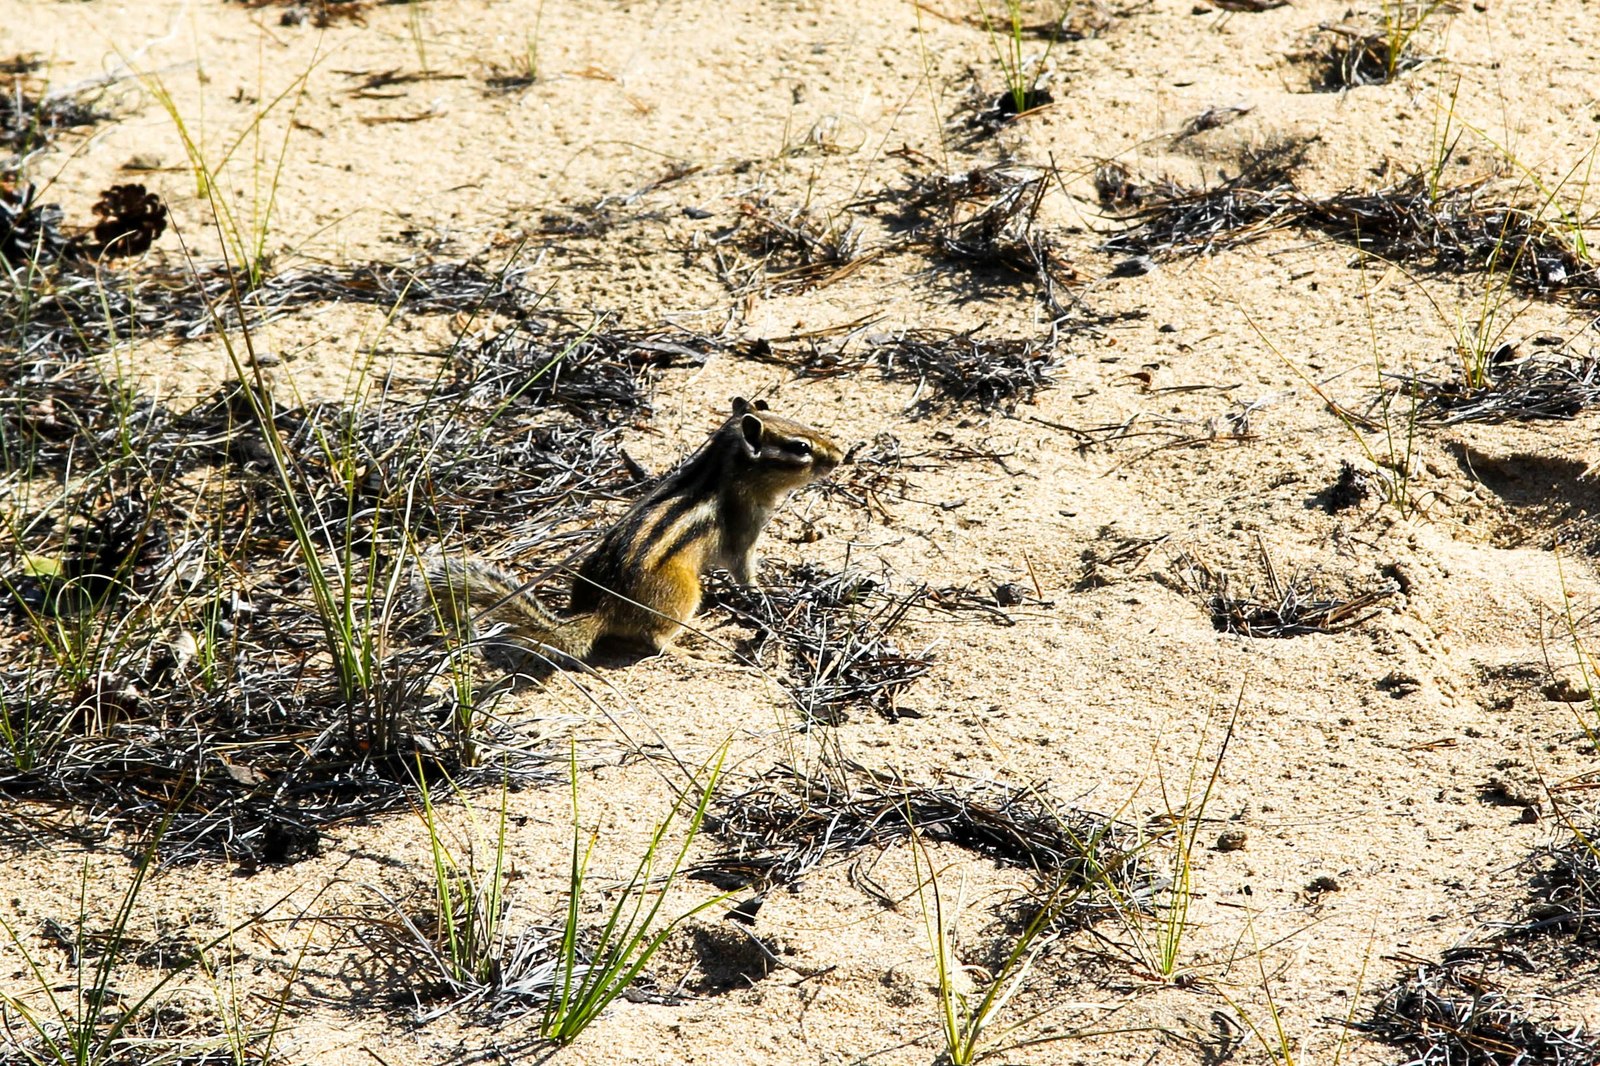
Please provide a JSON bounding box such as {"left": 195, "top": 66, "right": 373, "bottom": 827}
{"left": 421, "top": 398, "right": 842, "bottom": 672}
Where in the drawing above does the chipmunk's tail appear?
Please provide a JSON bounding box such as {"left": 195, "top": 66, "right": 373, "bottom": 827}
{"left": 416, "top": 553, "right": 601, "bottom": 671}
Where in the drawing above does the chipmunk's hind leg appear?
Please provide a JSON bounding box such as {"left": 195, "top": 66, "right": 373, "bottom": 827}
{"left": 633, "top": 559, "right": 763, "bottom": 674}
{"left": 630, "top": 555, "right": 701, "bottom": 653}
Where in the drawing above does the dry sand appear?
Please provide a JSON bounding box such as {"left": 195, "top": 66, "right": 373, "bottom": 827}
{"left": 5, "top": 0, "right": 1600, "bottom": 1063}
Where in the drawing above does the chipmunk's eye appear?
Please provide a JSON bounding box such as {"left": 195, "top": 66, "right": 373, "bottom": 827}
{"left": 793, "top": 439, "right": 812, "bottom": 456}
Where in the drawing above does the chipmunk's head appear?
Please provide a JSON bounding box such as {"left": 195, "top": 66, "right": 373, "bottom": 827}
{"left": 726, "top": 396, "right": 843, "bottom": 495}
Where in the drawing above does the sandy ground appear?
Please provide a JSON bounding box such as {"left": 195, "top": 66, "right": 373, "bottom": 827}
{"left": 5, "top": 0, "right": 1600, "bottom": 1063}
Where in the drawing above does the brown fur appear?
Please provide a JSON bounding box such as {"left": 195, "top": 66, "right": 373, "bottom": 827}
{"left": 417, "top": 398, "right": 842, "bottom": 672}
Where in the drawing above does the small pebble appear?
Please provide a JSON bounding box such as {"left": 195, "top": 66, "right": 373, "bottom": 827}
{"left": 993, "top": 582, "right": 1026, "bottom": 607}
{"left": 1216, "top": 829, "right": 1247, "bottom": 852}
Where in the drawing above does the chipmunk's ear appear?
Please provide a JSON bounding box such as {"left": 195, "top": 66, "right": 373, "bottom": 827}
{"left": 738, "top": 412, "right": 764, "bottom": 456}
{"left": 730, "top": 396, "right": 770, "bottom": 416}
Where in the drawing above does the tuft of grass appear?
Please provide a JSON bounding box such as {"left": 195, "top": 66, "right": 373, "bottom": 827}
{"left": 541, "top": 743, "right": 730, "bottom": 1045}
{"left": 1519, "top": 571, "right": 1600, "bottom": 946}
{"left": 1101, "top": 693, "right": 1239, "bottom": 983}
{"left": 708, "top": 197, "right": 871, "bottom": 298}
{"left": 1148, "top": 704, "right": 1233, "bottom": 981}
{"left": 1422, "top": 80, "right": 1526, "bottom": 394}
{"left": 709, "top": 562, "right": 936, "bottom": 723}
{"left": 0, "top": 818, "right": 283, "bottom": 1066}
{"left": 380, "top": 767, "right": 565, "bottom": 1018}
{"left": 1374, "top": 1, "right": 1455, "bottom": 84}
{"left": 886, "top": 162, "right": 1074, "bottom": 311}
{"left": 0, "top": 443, "right": 172, "bottom": 774}
{"left": 1099, "top": 146, "right": 1598, "bottom": 308}
{"left": 977, "top": 0, "right": 1054, "bottom": 117}
{"left": 0, "top": 665, "right": 72, "bottom": 775}
{"left": 1424, "top": 103, "right": 1597, "bottom": 397}
{"left": 212, "top": 338, "right": 400, "bottom": 730}
{"left": 1313, "top": 1, "right": 1455, "bottom": 91}
{"left": 1234, "top": 236, "right": 1432, "bottom": 520}
{"left": 417, "top": 764, "right": 512, "bottom": 991}
{"left": 141, "top": 50, "right": 318, "bottom": 290}
{"left": 524, "top": 2, "right": 546, "bottom": 83}
{"left": 912, "top": 823, "right": 1088, "bottom": 1064}
{"left": 484, "top": 0, "right": 545, "bottom": 93}
{"left": 1451, "top": 266, "right": 1527, "bottom": 394}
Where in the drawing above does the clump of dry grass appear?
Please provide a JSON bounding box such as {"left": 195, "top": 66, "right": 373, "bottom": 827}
{"left": 1361, "top": 958, "right": 1597, "bottom": 1066}
{"left": 704, "top": 199, "right": 875, "bottom": 297}
{"left": 1311, "top": 22, "right": 1428, "bottom": 90}
{"left": 750, "top": 326, "right": 1060, "bottom": 415}
{"left": 1098, "top": 155, "right": 1599, "bottom": 305}
{"left": 1304, "top": 175, "right": 1596, "bottom": 299}
{"left": 1306, "top": 4, "right": 1456, "bottom": 92}
{"left": 1095, "top": 141, "right": 1313, "bottom": 258}
{"left": 704, "top": 761, "right": 1151, "bottom": 924}
{"left": 462, "top": 317, "right": 718, "bottom": 423}
{"left": 1401, "top": 346, "right": 1600, "bottom": 424}
{"left": 259, "top": 257, "right": 536, "bottom": 315}
{"left": 709, "top": 562, "right": 934, "bottom": 723}
{"left": 1174, "top": 540, "right": 1400, "bottom": 638}
{"left": 889, "top": 164, "right": 1077, "bottom": 310}
{"left": 2, "top": 245, "right": 537, "bottom": 359}
{"left": 1514, "top": 806, "right": 1600, "bottom": 945}
{"left": 866, "top": 328, "right": 1056, "bottom": 413}
{"left": 1, "top": 78, "right": 107, "bottom": 173}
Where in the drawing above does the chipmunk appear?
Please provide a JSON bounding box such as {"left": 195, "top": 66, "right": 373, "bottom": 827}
{"left": 419, "top": 397, "right": 842, "bottom": 672}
